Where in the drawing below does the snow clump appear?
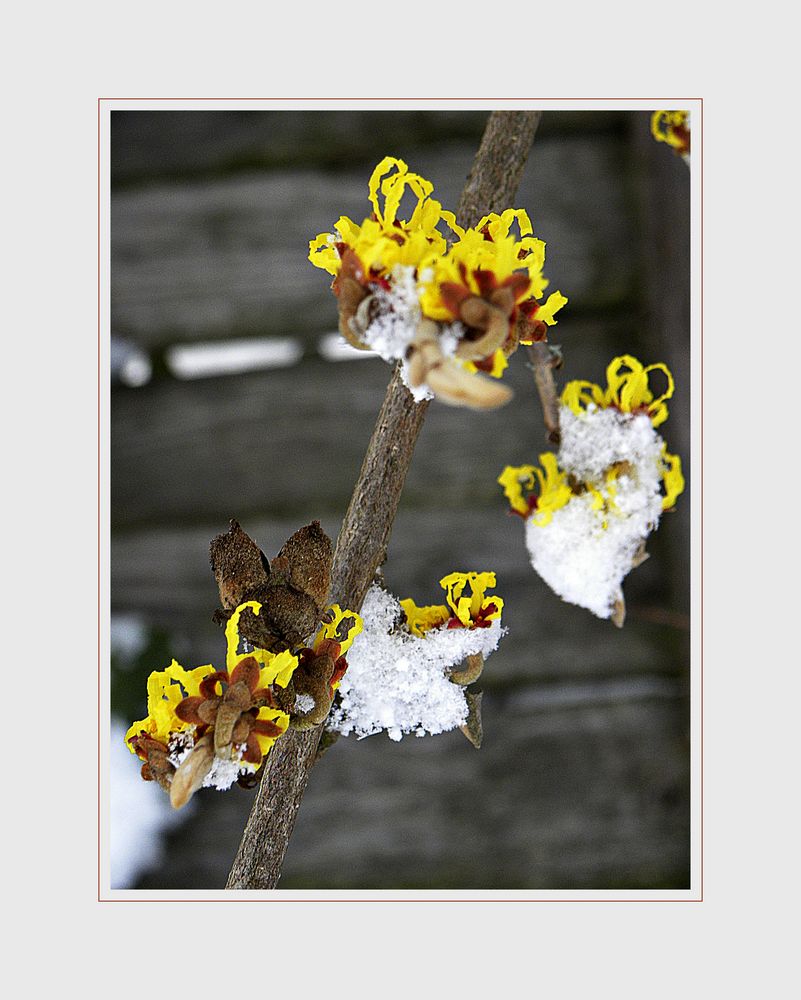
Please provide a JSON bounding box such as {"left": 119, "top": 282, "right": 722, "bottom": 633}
{"left": 328, "top": 584, "right": 504, "bottom": 742}
{"left": 526, "top": 404, "right": 667, "bottom": 620}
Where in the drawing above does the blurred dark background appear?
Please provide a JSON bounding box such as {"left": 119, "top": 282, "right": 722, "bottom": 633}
{"left": 110, "top": 109, "right": 691, "bottom": 890}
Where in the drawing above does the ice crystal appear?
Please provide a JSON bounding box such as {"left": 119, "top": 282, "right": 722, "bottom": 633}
{"left": 294, "top": 692, "right": 316, "bottom": 713}
{"left": 166, "top": 730, "right": 195, "bottom": 769}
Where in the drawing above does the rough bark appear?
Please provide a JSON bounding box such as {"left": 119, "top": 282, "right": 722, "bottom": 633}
{"left": 456, "top": 112, "right": 542, "bottom": 228}
{"left": 225, "top": 110, "right": 542, "bottom": 890}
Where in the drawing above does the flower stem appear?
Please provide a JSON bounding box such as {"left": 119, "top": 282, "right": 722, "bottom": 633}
{"left": 526, "top": 341, "right": 562, "bottom": 445}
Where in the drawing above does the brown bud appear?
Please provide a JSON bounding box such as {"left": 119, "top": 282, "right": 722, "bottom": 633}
{"left": 271, "top": 521, "right": 332, "bottom": 611}
{"left": 487, "top": 285, "right": 517, "bottom": 315}
{"left": 458, "top": 297, "right": 494, "bottom": 329}
{"left": 210, "top": 520, "right": 334, "bottom": 652}
{"left": 210, "top": 520, "right": 270, "bottom": 611}
{"left": 288, "top": 650, "right": 338, "bottom": 730}
{"left": 337, "top": 280, "right": 372, "bottom": 350}
{"left": 213, "top": 680, "right": 255, "bottom": 759}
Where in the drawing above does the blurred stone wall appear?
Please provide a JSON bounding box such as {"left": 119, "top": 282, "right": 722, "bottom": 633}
{"left": 110, "top": 109, "right": 692, "bottom": 890}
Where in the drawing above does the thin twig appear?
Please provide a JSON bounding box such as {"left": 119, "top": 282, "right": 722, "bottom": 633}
{"left": 225, "top": 110, "right": 542, "bottom": 890}
{"left": 526, "top": 341, "right": 562, "bottom": 445}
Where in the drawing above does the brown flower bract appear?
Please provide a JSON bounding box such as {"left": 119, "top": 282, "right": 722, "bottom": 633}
{"left": 210, "top": 519, "right": 333, "bottom": 652}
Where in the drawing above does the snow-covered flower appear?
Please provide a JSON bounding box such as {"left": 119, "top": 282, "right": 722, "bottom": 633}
{"left": 499, "top": 355, "right": 685, "bottom": 622}
{"left": 328, "top": 575, "right": 505, "bottom": 742}
{"left": 125, "top": 601, "right": 298, "bottom": 807}
{"left": 307, "top": 157, "right": 567, "bottom": 410}
{"left": 651, "top": 110, "right": 690, "bottom": 160}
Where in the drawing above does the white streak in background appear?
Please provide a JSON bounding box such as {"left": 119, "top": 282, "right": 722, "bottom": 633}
{"left": 110, "top": 719, "right": 189, "bottom": 889}
{"left": 166, "top": 337, "right": 304, "bottom": 379}
{"left": 317, "top": 332, "right": 376, "bottom": 362}
{"left": 111, "top": 336, "right": 153, "bottom": 387}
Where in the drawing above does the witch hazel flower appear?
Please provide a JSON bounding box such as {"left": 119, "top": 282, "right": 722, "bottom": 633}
{"left": 327, "top": 572, "right": 505, "bottom": 742}
{"left": 308, "top": 157, "right": 567, "bottom": 409}
{"left": 499, "top": 355, "right": 684, "bottom": 624}
{"left": 651, "top": 110, "right": 691, "bottom": 163}
{"left": 126, "top": 601, "right": 299, "bottom": 808}
{"left": 272, "top": 604, "right": 363, "bottom": 730}
{"left": 418, "top": 208, "right": 568, "bottom": 363}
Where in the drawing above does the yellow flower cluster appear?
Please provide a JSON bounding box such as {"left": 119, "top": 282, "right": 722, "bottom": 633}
{"left": 125, "top": 660, "right": 214, "bottom": 749}
{"left": 400, "top": 571, "right": 504, "bottom": 637}
{"left": 499, "top": 356, "right": 685, "bottom": 523}
{"left": 126, "top": 601, "right": 297, "bottom": 767}
{"left": 417, "top": 208, "right": 567, "bottom": 331}
{"left": 560, "top": 355, "right": 684, "bottom": 510}
{"left": 308, "top": 156, "right": 567, "bottom": 384}
{"left": 651, "top": 110, "right": 690, "bottom": 156}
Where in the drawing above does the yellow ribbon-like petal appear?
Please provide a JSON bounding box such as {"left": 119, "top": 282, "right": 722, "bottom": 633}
{"left": 530, "top": 453, "right": 573, "bottom": 527}
{"left": 661, "top": 449, "right": 685, "bottom": 509}
{"left": 314, "top": 604, "right": 364, "bottom": 655}
{"left": 562, "top": 355, "right": 675, "bottom": 427}
{"left": 440, "top": 571, "right": 498, "bottom": 625}
{"left": 399, "top": 598, "right": 450, "bottom": 637}
{"left": 536, "top": 290, "right": 568, "bottom": 326}
{"left": 497, "top": 464, "right": 537, "bottom": 515}
{"left": 125, "top": 659, "right": 215, "bottom": 750}
{"left": 225, "top": 600, "right": 300, "bottom": 688}
{"left": 498, "top": 455, "right": 572, "bottom": 525}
